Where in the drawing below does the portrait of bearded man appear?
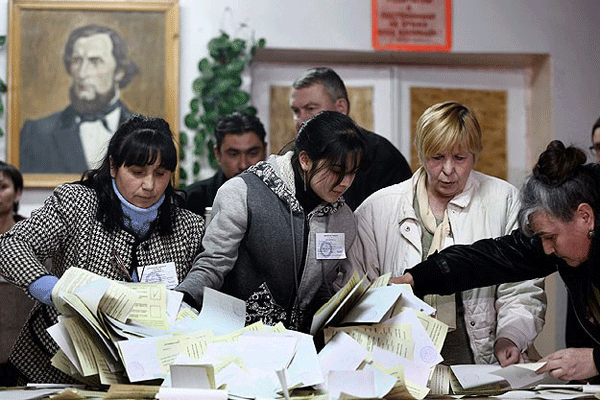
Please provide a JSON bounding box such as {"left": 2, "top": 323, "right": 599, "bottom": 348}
{"left": 19, "top": 24, "right": 139, "bottom": 174}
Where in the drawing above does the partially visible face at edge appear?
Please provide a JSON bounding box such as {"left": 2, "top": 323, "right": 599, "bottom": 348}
{"left": 592, "top": 127, "right": 600, "bottom": 163}
{"left": 0, "top": 172, "right": 21, "bottom": 217}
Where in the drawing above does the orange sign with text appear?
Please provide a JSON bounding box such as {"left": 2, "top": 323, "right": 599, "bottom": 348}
{"left": 372, "top": 0, "right": 452, "bottom": 52}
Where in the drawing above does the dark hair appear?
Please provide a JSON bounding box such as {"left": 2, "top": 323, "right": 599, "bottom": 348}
{"left": 292, "top": 67, "right": 350, "bottom": 112}
{"left": 518, "top": 140, "right": 600, "bottom": 234}
{"left": 215, "top": 113, "right": 267, "bottom": 150}
{"left": 592, "top": 116, "right": 600, "bottom": 141}
{"left": 80, "top": 115, "right": 181, "bottom": 234}
{"left": 63, "top": 24, "right": 139, "bottom": 88}
{"left": 292, "top": 111, "right": 368, "bottom": 190}
{"left": 0, "top": 161, "right": 23, "bottom": 213}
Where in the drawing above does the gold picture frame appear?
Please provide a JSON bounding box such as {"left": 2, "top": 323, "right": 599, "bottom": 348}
{"left": 7, "top": 0, "right": 179, "bottom": 187}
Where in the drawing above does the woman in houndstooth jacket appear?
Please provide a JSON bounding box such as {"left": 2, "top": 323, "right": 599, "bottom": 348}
{"left": 0, "top": 115, "right": 204, "bottom": 384}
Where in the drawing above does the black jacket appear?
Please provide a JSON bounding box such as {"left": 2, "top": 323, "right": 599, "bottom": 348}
{"left": 184, "top": 169, "right": 228, "bottom": 216}
{"left": 19, "top": 102, "right": 133, "bottom": 174}
{"left": 409, "top": 227, "right": 600, "bottom": 374}
{"left": 343, "top": 128, "right": 412, "bottom": 210}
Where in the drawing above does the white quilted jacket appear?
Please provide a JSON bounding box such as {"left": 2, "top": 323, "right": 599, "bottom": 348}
{"left": 348, "top": 169, "right": 546, "bottom": 363}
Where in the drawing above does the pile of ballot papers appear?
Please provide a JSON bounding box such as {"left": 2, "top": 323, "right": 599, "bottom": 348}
{"left": 48, "top": 267, "right": 449, "bottom": 399}
{"left": 312, "top": 272, "right": 448, "bottom": 399}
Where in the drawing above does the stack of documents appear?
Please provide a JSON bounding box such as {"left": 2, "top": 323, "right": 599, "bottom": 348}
{"left": 449, "top": 363, "right": 564, "bottom": 396}
{"left": 310, "top": 272, "right": 449, "bottom": 399}
{"left": 48, "top": 268, "right": 449, "bottom": 399}
{"left": 46, "top": 268, "right": 320, "bottom": 398}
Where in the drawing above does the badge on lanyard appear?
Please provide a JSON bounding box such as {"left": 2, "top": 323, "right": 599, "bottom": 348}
{"left": 137, "top": 261, "right": 178, "bottom": 289}
{"left": 316, "top": 233, "right": 346, "bottom": 260}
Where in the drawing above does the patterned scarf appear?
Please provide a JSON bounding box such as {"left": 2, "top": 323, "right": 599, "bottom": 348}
{"left": 112, "top": 179, "right": 165, "bottom": 238}
{"left": 415, "top": 168, "right": 457, "bottom": 330}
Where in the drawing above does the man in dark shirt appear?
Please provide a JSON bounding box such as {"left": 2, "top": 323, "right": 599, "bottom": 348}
{"left": 184, "top": 113, "right": 267, "bottom": 218}
{"left": 289, "top": 67, "right": 411, "bottom": 210}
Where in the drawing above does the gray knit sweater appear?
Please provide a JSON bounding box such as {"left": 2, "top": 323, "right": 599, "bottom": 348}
{"left": 177, "top": 152, "right": 357, "bottom": 331}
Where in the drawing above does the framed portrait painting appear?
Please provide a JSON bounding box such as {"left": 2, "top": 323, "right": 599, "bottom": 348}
{"left": 6, "top": 0, "right": 179, "bottom": 187}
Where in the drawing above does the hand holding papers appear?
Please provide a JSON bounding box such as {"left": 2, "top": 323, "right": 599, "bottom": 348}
{"left": 50, "top": 268, "right": 324, "bottom": 399}
{"left": 49, "top": 266, "right": 447, "bottom": 399}
{"left": 312, "top": 271, "right": 448, "bottom": 400}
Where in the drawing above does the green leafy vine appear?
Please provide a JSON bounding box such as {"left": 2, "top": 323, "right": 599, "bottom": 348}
{"left": 179, "top": 30, "right": 265, "bottom": 186}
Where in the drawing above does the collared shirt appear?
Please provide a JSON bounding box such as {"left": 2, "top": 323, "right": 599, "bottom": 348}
{"left": 78, "top": 105, "right": 121, "bottom": 169}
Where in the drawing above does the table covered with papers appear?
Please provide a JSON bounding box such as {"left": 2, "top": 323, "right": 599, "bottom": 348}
{"left": 33, "top": 268, "right": 581, "bottom": 400}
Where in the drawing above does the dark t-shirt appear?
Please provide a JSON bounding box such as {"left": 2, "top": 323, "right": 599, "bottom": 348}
{"left": 183, "top": 169, "right": 228, "bottom": 216}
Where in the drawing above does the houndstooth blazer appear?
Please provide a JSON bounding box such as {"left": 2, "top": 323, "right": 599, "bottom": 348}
{"left": 0, "top": 183, "right": 204, "bottom": 383}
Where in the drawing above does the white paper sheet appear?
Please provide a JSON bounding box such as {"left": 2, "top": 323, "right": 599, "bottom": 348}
{"left": 155, "top": 387, "right": 227, "bottom": 400}
{"left": 452, "top": 362, "right": 563, "bottom": 390}
{"left": 318, "top": 331, "right": 369, "bottom": 376}
{"left": 340, "top": 284, "right": 403, "bottom": 325}
{"left": 491, "top": 362, "right": 563, "bottom": 389}
{"left": 383, "top": 307, "right": 443, "bottom": 366}
{"left": 191, "top": 287, "right": 246, "bottom": 335}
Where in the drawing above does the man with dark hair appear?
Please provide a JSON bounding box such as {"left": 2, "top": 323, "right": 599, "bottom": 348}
{"left": 290, "top": 67, "right": 412, "bottom": 210}
{"left": 185, "top": 112, "right": 267, "bottom": 217}
{"left": 20, "top": 24, "right": 139, "bottom": 174}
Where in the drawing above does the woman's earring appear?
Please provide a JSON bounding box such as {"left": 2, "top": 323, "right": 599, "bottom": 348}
{"left": 589, "top": 229, "right": 595, "bottom": 239}
{"left": 303, "top": 171, "right": 308, "bottom": 192}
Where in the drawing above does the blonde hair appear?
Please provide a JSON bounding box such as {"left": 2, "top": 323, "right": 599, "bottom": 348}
{"left": 415, "top": 101, "right": 483, "bottom": 165}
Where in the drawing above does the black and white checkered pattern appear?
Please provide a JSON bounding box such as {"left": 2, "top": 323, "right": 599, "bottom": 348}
{"left": 0, "top": 183, "right": 204, "bottom": 383}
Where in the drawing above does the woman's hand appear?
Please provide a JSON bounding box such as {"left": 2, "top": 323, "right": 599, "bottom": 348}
{"left": 389, "top": 273, "right": 414, "bottom": 286}
{"left": 494, "top": 338, "right": 524, "bottom": 366}
{"left": 536, "top": 348, "right": 599, "bottom": 381}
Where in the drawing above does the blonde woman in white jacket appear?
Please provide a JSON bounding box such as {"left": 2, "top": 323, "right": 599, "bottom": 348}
{"left": 348, "top": 101, "right": 546, "bottom": 366}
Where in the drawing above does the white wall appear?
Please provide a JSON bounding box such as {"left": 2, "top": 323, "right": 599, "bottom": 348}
{"left": 1, "top": 0, "right": 599, "bottom": 355}
{"left": 2, "top": 0, "right": 599, "bottom": 208}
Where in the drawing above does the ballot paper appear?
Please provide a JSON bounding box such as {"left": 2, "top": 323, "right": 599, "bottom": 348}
{"left": 169, "top": 361, "right": 216, "bottom": 389}
{"left": 124, "top": 283, "right": 170, "bottom": 330}
{"left": 339, "top": 284, "right": 403, "bottom": 325}
{"left": 492, "top": 384, "right": 600, "bottom": 400}
{"left": 0, "top": 388, "right": 65, "bottom": 400}
{"left": 311, "top": 271, "right": 369, "bottom": 335}
{"left": 52, "top": 267, "right": 138, "bottom": 322}
{"left": 318, "top": 331, "right": 370, "bottom": 376}
{"left": 392, "top": 284, "right": 436, "bottom": 316}
{"left": 277, "top": 329, "right": 324, "bottom": 388}
{"left": 323, "top": 308, "right": 444, "bottom": 369}
{"left": 314, "top": 273, "right": 447, "bottom": 400}
{"left": 188, "top": 287, "right": 246, "bottom": 335}
{"left": 118, "top": 290, "right": 248, "bottom": 383}
{"left": 327, "top": 368, "right": 396, "bottom": 400}
{"left": 49, "top": 267, "right": 448, "bottom": 399}
{"left": 311, "top": 271, "right": 402, "bottom": 334}
{"left": 491, "top": 362, "right": 563, "bottom": 389}
{"left": 451, "top": 362, "right": 563, "bottom": 392}
{"left": 155, "top": 387, "right": 228, "bottom": 400}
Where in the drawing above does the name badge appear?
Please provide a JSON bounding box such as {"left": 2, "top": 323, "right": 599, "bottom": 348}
{"left": 137, "top": 262, "right": 178, "bottom": 289}
{"left": 316, "top": 233, "right": 346, "bottom": 260}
